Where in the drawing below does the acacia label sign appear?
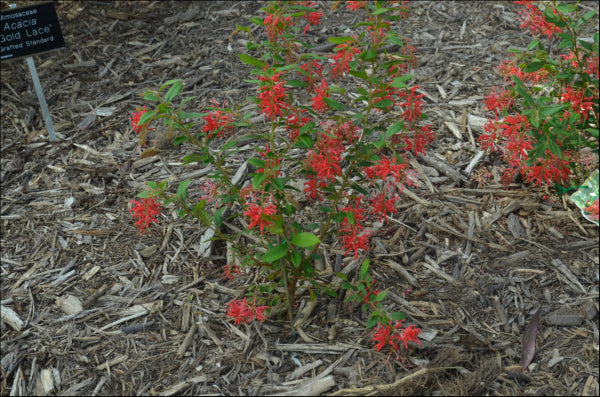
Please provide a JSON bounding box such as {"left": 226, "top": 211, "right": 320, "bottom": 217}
{"left": 1, "top": 2, "right": 65, "bottom": 61}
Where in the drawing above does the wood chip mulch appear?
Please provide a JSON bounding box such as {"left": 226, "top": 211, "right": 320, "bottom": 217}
{"left": 1, "top": 1, "right": 598, "bottom": 395}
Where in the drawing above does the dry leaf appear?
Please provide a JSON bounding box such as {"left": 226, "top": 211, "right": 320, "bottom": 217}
{"left": 521, "top": 307, "right": 541, "bottom": 370}
{"left": 140, "top": 147, "right": 160, "bottom": 159}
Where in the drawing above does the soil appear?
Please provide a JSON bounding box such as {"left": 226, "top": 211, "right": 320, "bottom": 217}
{"left": 1, "top": 1, "right": 599, "bottom": 396}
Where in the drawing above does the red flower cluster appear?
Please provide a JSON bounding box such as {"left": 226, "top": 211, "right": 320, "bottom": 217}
{"left": 515, "top": 0, "right": 562, "bottom": 39}
{"left": 256, "top": 143, "right": 283, "bottom": 182}
{"left": 478, "top": 0, "right": 599, "bottom": 189}
{"left": 264, "top": 11, "right": 292, "bottom": 44}
{"left": 299, "top": 60, "right": 324, "bottom": 92}
{"left": 366, "top": 17, "right": 391, "bottom": 46}
{"left": 559, "top": 86, "right": 595, "bottom": 121}
{"left": 372, "top": 319, "right": 421, "bottom": 354}
{"left": 397, "top": 86, "right": 425, "bottom": 122}
{"left": 330, "top": 41, "right": 362, "bottom": 81}
{"left": 346, "top": 1, "right": 365, "bottom": 11}
{"left": 584, "top": 199, "right": 599, "bottom": 222}
{"left": 560, "top": 49, "right": 599, "bottom": 78}
{"left": 130, "top": 106, "right": 156, "bottom": 147}
{"left": 202, "top": 100, "right": 235, "bottom": 139}
{"left": 286, "top": 108, "right": 313, "bottom": 142}
{"left": 311, "top": 79, "right": 330, "bottom": 114}
{"left": 129, "top": 197, "right": 161, "bottom": 235}
{"left": 226, "top": 296, "right": 269, "bottom": 325}
{"left": 297, "top": 1, "right": 324, "bottom": 34}
{"left": 244, "top": 202, "right": 277, "bottom": 235}
{"left": 257, "top": 70, "right": 289, "bottom": 120}
{"left": 339, "top": 197, "right": 371, "bottom": 260}
{"left": 222, "top": 263, "right": 242, "bottom": 281}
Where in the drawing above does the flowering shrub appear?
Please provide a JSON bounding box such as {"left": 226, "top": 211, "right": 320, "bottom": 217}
{"left": 479, "top": 1, "right": 599, "bottom": 188}
{"left": 129, "top": 1, "right": 425, "bottom": 359}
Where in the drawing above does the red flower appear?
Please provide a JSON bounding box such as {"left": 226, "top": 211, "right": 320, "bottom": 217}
{"left": 222, "top": 263, "right": 242, "bottom": 281}
{"left": 299, "top": 60, "right": 324, "bottom": 92}
{"left": 311, "top": 79, "right": 330, "bottom": 114}
{"left": 129, "top": 197, "right": 162, "bottom": 235}
{"left": 522, "top": 150, "right": 572, "bottom": 186}
{"left": 226, "top": 296, "right": 270, "bottom": 325}
{"left": 202, "top": 100, "right": 235, "bottom": 139}
{"left": 303, "top": 175, "right": 328, "bottom": 202}
{"left": 307, "top": 134, "right": 345, "bottom": 181}
{"left": 256, "top": 143, "right": 282, "bottom": 182}
{"left": 330, "top": 42, "right": 361, "bottom": 81}
{"left": 372, "top": 319, "right": 422, "bottom": 355}
{"left": 130, "top": 106, "right": 156, "bottom": 147}
{"left": 257, "top": 71, "right": 289, "bottom": 120}
{"left": 484, "top": 87, "right": 515, "bottom": 116}
{"left": 339, "top": 197, "right": 370, "bottom": 259}
{"left": 365, "top": 17, "right": 390, "bottom": 45}
{"left": 515, "top": 1, "right": 562, "bottom": 39}
{"left": 370, "top": 192, "right": 398, "bottom": 222}
{"left": 397, "top": 86, "right": 425, "bottom": 122}
{"left": 584, "top": 199, "right": 599, "bottom": 221}
{"left": 286, "top": 108, "right": 313, "bottom": 142}
{"left": 559, "top": 86, "right": 595, "bottom": 121}
{"left": 363, "top": 157, "right": 409, "bottom": 185}
{"left": 264, "top": 12, "right": 292, "bottom": 44}
{"left": 346, "top": 1, "right": 365, "bottom": 11}
{"left": 373, "top": 86, "right": 400, "bottom": 114}
{"left": 298, "top": 2, "right": 324, "bottom": 34}
{"left": 244, "top": 203, "right": 277, "bottom": 235}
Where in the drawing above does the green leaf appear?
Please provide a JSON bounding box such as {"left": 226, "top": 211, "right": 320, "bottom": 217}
{"left": 511, "top": 76, "right": 533, "bottom": 106}
{"left": 173, "top": 135, "right": 188, "bottom": 146}
{"left": 160, "top": 79, "right": 181, "bottom": 91}
{"left": 263, "top": 243, "right": 288, "bottom": 263}
{"left": 236, "top": 24, "right": 250, "bottom": 33}
{"left": 558, "top": 37, "right": 574, "bottom": 50}
{"left": 374, "top": 99, "right": 394, "bottom": 109}
{"left": 540, "top": 105, "right": 567, "bottom": 117}
{"left": 176, "top": 179, "right": 190, "bottom": 200}
{"left": 349, "top": 70, "right": 369, "bottom": 81}
{"left": 285, "top": 79, "right": 308, "bottom": 87}
{"left": 291, "top": 232, "right": 321, "bottom": 248}
{"left": 585, "top": 128, "right": 599, "bottom": 138}
{"left": 390, "top": 311, "right": 406, "bottom": 320}
{"left": 361, "top": 49, "right": 378, "bottom": 61}
{"left": 547, "top": 138, "right": 562, "bottom": 158}
{"left": 335, "top": 272, "right": 349, "bottom": 282}
{"left": 522, "top": 62, "right": 544, "bottom": 73}
{"left": 238, "top": 53, "right": 267, "bottom": 68}
{"left": 252, "top": 173, "right": 266, "bottom": 189}
{"left": 138, "top": 110, "right": 156, "bottom": 125}
{"left": 221, "top": 140, "right": 238, "bottom": 151}
{"left": 143, "top": 92, "right": 161, "bottom": 102}
{"left": 360, "top": 260, "right": 369, "bottom": 280}
{"left": 249, "top": 17, "right": 263, "bottom": 26}
{"left": 374, "top": 289, "right": 388, "bottom": 301}
{"left": 290, "top": 251, "right": 302, "bottom": 267}
{"left": 165, "top": 81, "right": 183, "bottom": 103}
{"left": 248, "top": 158, "right": 266, "bottom": 168}
{"left": 527, "top": 40, "right": 540, "bottom": 51}
{"left": 213, "top": 208, "right": 225, "bottom": 228}
{"left": 366, "top": 315, "right": 380, "bottom": 329}
{"left": 323, "top": 97, "right": 344, "bottom": 110}
{"left": 390, "top": 74, "right": 413, "bottom": 88}
{"left": 386, "top": 121, "right": 404, "bottom": 137}
{"left": 372, "top": 7, "right": 389, "bottom": 15}
{"left": 328, "top": 36, "right": 354, "bottom": 44}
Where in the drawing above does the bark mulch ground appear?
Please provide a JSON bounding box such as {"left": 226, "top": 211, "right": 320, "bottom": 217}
{"left": 1, "top": 1, "right": 598, "bottom": 395}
